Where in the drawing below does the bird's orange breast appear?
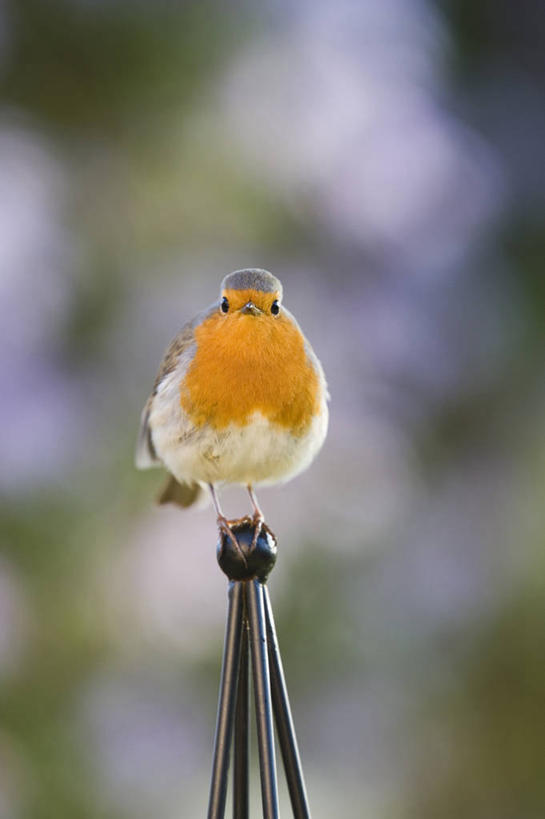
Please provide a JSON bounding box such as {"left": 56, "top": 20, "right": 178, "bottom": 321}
{"left": 180, "top": 309, "right": 320, "bottom": 434}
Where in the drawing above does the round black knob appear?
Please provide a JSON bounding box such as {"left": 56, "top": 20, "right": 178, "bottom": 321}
{"left": 217, "top": 517, "right": 277, "bottom": 582}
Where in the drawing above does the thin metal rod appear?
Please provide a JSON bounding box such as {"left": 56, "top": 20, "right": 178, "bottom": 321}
{"left": 233, "top": 596, "right": 250, "bottom": 819}
{"left": 247, "top": 579, "right": 279, "bottom": 819}
{"left": 207, "top": 581, "right": 245, "bottom": 819}
{"left": 264, "top": 587, "right": 311, "bottom": 818}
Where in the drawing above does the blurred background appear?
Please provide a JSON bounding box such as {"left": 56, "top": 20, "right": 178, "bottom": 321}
{"left": 1, "top": 0, "right": 545, "bottom": 816}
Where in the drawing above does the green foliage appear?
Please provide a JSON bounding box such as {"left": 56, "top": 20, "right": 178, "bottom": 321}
{"left": 3, "top": 0, "right": 240, "bottom": 135}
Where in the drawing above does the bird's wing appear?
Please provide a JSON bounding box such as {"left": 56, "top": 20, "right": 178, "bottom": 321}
{"left": 134, "top": 317, "right": 197, "bottom": 470}
{"left": 135, "top": 395, "right": 159, "bottom": 469}
{"left": 134, "top": 303, "right": 217, "bottom": 470}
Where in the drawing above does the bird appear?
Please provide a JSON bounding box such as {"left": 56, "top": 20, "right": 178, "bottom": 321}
{"left": 135, "top": 268, "right": 329, "bottom": 556}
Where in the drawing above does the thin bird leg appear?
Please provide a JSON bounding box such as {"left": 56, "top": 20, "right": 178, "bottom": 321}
{"left": 247, "top": 485, "right": 264, "bottom": 550}
{"left": 247, "top": 485, "right": 264, "bottom": 522}
{"left": 208, "top": 484, "right": 247, "bottom": 565}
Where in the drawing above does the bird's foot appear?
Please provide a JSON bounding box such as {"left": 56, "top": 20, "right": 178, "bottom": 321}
{"left": 217, "top": 515, "right": 248, "bottom": 567}
{"left": 249, "top": 513, "right": 265, "bottom": 552}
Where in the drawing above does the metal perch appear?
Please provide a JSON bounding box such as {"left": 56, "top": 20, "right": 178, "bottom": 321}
{"left": 207, "top": 518, "right": 311, "bottom": 819}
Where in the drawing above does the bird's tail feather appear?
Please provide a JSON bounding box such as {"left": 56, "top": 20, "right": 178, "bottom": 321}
{"left": 157, "top": 475, "right": 206, "bottom": 509}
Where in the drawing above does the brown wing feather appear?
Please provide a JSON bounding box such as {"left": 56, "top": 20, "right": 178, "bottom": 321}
{"left": 151, "top": 319, "right": 196, "bottom": 395}
{"left": 135, "top": 318, "right": 196, "bottom": 470}
{"left": 135, "top": 397, "right": 158, "bottom": 468}
{"left": 135, "top": 306, "right": 216, "bottom": 471}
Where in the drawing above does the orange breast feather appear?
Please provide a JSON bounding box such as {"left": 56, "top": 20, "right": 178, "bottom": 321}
{"left": 180, "top": 308, "right": 320, "bottom": 434}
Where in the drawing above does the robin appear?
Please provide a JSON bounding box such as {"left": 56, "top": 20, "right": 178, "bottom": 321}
{"left": 135, "top": 268, "right": 329, "bottom": 554}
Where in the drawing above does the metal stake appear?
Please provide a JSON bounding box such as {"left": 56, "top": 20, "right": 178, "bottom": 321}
{"left": 247, "top": 579, "right": 279, "bottom": 818}
{"left": 264, "top": 587, "right": 311, "bottom": 819}
{"left": 207, "top": 519, "right": 312, "bottom": 818}
{"left": 208, "top": 581, "right": 244, "bottom": 819}
{"left": 233, "top": 617, "right": 250, "bottom": 818}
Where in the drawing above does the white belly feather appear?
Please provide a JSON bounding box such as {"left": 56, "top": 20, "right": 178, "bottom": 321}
{"left": 149, "top": 360, "right": 328, "bottom": 487}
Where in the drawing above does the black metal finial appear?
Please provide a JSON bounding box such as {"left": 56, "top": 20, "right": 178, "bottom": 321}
{"left": 216, "top": 518, "right": 277, "bottom": 582}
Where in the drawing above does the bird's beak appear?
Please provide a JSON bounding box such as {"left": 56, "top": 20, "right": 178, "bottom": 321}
{"left": 240, "top": 301, "right": 262, "bottom": 316}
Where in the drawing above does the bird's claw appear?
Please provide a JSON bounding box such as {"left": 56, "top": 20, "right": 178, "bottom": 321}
{"left": 249, "top": 513, "right": 264, "bottom": 552}
{"left": 217, "top": 516, "right": 248, "bottom": 567}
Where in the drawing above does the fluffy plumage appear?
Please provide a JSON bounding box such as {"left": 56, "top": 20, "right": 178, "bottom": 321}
{"left": 136, "top": 269, "right": 328, "bottom": 508}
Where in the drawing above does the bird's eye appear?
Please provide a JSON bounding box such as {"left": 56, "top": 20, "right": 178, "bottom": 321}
{"left": 271, "top": 300, "right": 280, "bottom": 315}
{"left": 221, "top": 297, "right": 229, "bottom": 313}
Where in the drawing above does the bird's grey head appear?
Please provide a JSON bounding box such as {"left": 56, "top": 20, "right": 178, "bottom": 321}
{"left": 221, "top": 268, "right": 283, "bottom": 298}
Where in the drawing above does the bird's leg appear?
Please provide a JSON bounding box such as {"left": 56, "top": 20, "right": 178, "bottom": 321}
{"left": 208, "top": 483, "right": 247, "bottom": 566}
{"left": 247, "top": 484, "right": 264, "bottom": 523}
{"left": 247, "top": 485, "right": 265, "bottom": 550}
